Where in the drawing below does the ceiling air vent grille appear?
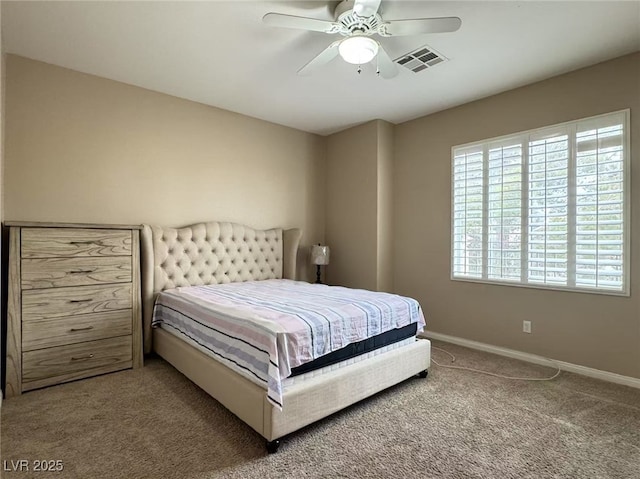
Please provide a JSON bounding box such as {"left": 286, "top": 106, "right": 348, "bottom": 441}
{"left": 394, "top": 45, "right": 447, "bottom": 73}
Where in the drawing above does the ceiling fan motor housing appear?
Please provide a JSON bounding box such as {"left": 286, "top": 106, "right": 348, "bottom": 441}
{"left": 335, "top": 0, "right": 382, "bottom": 36}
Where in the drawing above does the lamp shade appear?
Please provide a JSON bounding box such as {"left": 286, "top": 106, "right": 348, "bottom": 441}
{"left": 338, "top": 36, "right": 379, "bottom": 65}
{"left": 311, "top": 244, "right": 330, "bottom": 265}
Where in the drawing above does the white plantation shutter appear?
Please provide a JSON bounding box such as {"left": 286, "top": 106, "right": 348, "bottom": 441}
{"left": 452, "top": 147, "right": 484, "bottom": 277}
{"left": 574, "top": 114, "right": 626, "bottom": 291}
{"left": 527, "top": 130, "right": 569, "bottom": 286}
{"left": 487, "top": 140, "right": 523, "bottom": 281}
{"left": 451, "top": 110, "right": 629, "bottom": 295}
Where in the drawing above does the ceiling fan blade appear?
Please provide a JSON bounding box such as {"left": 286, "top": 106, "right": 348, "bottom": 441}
{"left": 298, "top": 41, "right": 341, "bottom": 76}
{"left": 263, "top": 13, "right": 340, "bottom": 34}
{"left": 353, "top": 0, "right": 382, "bottom": 18}
{"left": 381, "top": 17, "right": 462, "bottom": 36}
{"left": 375, "top": 45, "right": 398, "bottom": 79}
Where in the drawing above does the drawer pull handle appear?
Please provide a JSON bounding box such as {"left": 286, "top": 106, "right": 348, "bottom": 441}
{"left": 71, "top": 354, "right": 94, "bottom": 361}
{"left": 69, "top": 299, "right": 92, "bottom": 303}
{"left": 70, "top": 241, "right": 95, "bottom": 245}
{"left": 69, "top": 269, "right": 95, "bottom": 274}
{"left": 69, "top": 326, "right": 94, "bottom": 332}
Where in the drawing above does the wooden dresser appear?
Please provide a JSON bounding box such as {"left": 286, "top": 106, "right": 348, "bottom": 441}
{"left": 5, "top": 222, "right": 143, "bottom": 397}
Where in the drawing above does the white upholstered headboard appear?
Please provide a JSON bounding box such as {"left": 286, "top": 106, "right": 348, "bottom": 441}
{"left": 141, "top": 221, "right": 302, "bottom": 353}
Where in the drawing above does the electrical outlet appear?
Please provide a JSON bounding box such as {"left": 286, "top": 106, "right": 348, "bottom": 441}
{"left": 523, "top": 320, "right": 532, "bottom": 334}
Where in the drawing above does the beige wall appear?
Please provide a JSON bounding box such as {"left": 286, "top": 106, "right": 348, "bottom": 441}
{"left": 325, "top": 119, "right": 396, "bottom": 291}
{"left": 394, "top": 52, "right": 640, "bottom": 379}
{"left": 325, "top": 121, "right": 378, "bottom": 290}
{"left": 4, "top": 55, "right": 326, "bottom": 281}
{"left": 376, "top": 121, "right": 394, "bottom": 292}
{"left": 1, "top": 4, "right": 4, "bottom": 390}
{"left": 0, "top": 8, "right": 4, "bottom": 224}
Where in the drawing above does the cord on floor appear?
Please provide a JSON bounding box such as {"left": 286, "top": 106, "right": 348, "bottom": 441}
{"left": 431, "top": 346, "right": 561, "bottom": 381}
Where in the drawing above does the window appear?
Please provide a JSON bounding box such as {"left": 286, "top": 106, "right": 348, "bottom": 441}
{"left": 451, "top": 110, "right": 629, "bottom": 295}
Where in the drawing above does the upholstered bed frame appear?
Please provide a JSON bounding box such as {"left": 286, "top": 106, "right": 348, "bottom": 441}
{"left": 141, "top": 221, "right": 430, "bottom": 452}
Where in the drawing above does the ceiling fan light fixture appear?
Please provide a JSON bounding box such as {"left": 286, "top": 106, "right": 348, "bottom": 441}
{"left": 338, "top": 36, "right": 379, "bottom": 64}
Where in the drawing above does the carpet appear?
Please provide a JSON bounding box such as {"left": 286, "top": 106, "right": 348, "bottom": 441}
{"left": 2, "top": 340, "right": 639, "bottom": 479}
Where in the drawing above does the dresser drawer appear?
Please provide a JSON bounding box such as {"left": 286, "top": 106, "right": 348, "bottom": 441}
{"left": 22, "top": 283, "right": 132, "bottom": 321}
{"left": 22, "top": 336, "right": 133, "bottom": 383}
{"left": 21, "top": 228, "right": 132, "bottom": 258}
{"left": 22, "top": 310, "right": 133, "bottom": 351}
{"left": 22, "top": 256, "right": 132, "bottom": 290}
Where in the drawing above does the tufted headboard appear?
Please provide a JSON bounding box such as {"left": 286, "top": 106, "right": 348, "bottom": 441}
{"left": 140, "top": 221, "right": 302, "bottom": 353}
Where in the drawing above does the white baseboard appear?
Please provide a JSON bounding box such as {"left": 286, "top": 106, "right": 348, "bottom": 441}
{"left": 422, "top": 331, "right": 640, "bottom": 390}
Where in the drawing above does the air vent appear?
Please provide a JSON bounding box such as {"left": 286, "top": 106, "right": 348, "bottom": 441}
{"left": 394, "top": 45, "right": 447, "bottom": 73}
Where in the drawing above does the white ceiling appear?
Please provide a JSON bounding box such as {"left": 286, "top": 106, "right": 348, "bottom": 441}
{"left": 3, "top": 1, "right": 639, "bottom": 135}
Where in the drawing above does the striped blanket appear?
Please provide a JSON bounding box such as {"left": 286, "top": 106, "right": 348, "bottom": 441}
{"left": 152, "top": 279, "right": 425, "bottom": 408}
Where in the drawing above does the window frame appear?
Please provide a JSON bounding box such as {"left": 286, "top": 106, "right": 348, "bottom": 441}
{"left": 450, "top": 109, "right": 631, "bottom": 297}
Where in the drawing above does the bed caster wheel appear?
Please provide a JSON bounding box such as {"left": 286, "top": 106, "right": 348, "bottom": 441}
{"left": 266, "top": 439, "right": 280, "bottom": 454}
{"left": 418, "top": 370, "right": 428, "bottom": 379}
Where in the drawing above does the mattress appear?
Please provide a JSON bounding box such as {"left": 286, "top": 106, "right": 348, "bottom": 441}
{"left": 152, "top": 279, "right": 426, "bottom": 407}
{"left": 290, "top": 322, "right": 417, "bottom": 376}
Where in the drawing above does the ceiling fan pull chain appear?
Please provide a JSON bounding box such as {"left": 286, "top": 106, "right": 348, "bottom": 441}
{"left": 376, "top": 56, "right": 380, "bottom": 76}
{"left": 357, "top": 65, "right": 362, "bottom": 74}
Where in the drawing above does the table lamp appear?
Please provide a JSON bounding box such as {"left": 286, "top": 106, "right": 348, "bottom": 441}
{"left": 311, "top": 244, "right": 330, "bottom": 284}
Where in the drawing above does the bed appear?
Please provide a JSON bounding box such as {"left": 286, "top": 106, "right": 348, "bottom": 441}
{"left": 141, "top": 221, "right": 430, "bottom": 453}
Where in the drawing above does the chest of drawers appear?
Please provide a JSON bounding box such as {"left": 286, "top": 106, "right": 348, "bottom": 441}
{"left": 5, "top": 222, "right": 143, "bottom": 397}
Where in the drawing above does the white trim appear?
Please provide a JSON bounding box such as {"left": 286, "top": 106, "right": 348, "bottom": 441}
{"left": 567, "top": 123, "right": 577, "bottom": 289}
{"left": 422, "top": 330, "right": 640, "bottom": 390}
{"left": 622, "top": 108, "right": 631, "bottom": 296}
{"left": 481, "top": 143, "right": 489, "bottom": 279}
{"left": 521, "top": 138, "right": 529, "bottom": 283}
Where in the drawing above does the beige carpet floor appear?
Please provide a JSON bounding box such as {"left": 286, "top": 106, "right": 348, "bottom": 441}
{"left": 2, "top": 340, "right": 639, "bottom": 479}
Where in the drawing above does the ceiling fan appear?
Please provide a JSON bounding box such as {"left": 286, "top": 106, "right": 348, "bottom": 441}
{"left": 263, "top": 0, "right": 461, "bottom": 78}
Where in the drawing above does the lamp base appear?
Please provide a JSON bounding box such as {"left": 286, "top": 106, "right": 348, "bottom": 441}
{"left": 315, "top": 265, "right": 322, "bottom": 284}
